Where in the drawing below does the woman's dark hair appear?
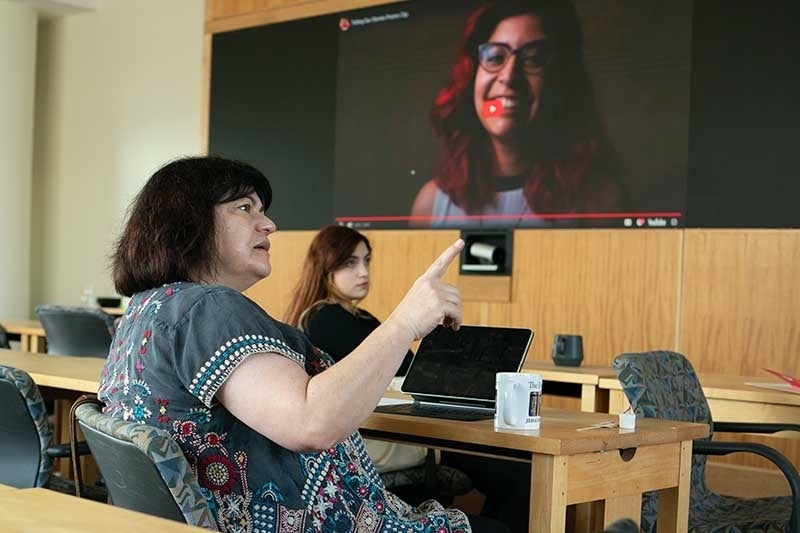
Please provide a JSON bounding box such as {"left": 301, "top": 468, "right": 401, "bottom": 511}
{"left": 284, "top": 225, "right": 371, "bottom": 329}
{"left": 431, "top": 0, "right": 624, "bottom": 213}
{"left": 112, "top": 155, "right": 272, "bottom": 296}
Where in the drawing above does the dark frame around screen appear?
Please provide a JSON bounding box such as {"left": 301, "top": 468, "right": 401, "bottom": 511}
{"left": 209, "top": 0, "right": 800, "bottom": 230}
{"left": 210, "top": 0, "right": 691, "bottom": 230}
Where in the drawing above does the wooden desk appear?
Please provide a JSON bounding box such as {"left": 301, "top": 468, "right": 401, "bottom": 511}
{"left": 599, "top": 374, "right": 800, "bottom": 427}
{"left": 2, "top": 308, "right": 124, "bottom": 354}
{"left": 363, "top": 408, "right": 708, "bottom": 532}
{"left": 1, "top": 319, "right": 46, "bottom": 353}
{"left": 0, "top": 488, "right": 203, "bottom": 532}
{"left": 599, "top": 374, "right": 800, "bottom": 497}
{"left": 100, "top": 306, "right": 125, "bottom": 317}
{"left": 0, "top": 483, "right": 15, "bottom": 491}
{"left": 523, "top": 360, "right": 617, "bottom": 412}
{"left": 0, "top": 349, "right": 104, "bottom": 392}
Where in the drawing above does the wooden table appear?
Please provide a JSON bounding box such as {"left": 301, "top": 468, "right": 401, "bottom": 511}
{"left": 522, "top": 360, "right": 618, "bottom": 412}
{"left": 0, "top": 488, "right": 203, "bottom": 532}
{"left": 0, "top": 348, "right": 710, "bottom": 530}
{"left": 599, "top": 374, "right": 800, "bottom": 427}
{"left": 599, "top": 373, "right": 800, "bottom": 497}
{"left": 1, "top": 308, "right": 124, "bottom": 354}
{"left": 1, "top": 319, "right": 46, "bottom": 353}
{"left": 0, "top": 348, "right": 104, "bottom": 392}
{"left": 363, "top": 408, "right": 708, "bottom": 532}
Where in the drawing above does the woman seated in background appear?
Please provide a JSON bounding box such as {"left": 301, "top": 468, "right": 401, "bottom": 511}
{"left": 284, "top": 225, "right": 412, "bottom": 376}
{"left": 285, "top": 225, "right": 473, "bottom": 505}
{"left": 100, "top": 155, "right": 510, "bottom": 532}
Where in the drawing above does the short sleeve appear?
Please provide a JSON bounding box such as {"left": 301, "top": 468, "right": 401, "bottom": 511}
{"left": 170, "top": 287, "right": 309, "bottom": 407}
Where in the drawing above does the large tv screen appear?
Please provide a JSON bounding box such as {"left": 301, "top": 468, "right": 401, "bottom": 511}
{"left": 209, "top": 0, "right": 800, "bottom": 230}
{"left": 209, "top": 0, "right": 691, "bottom": 230}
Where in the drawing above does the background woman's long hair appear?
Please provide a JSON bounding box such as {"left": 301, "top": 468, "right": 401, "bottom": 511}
{"left": 430, "top": 0, "right": 624, "bottom": 213}
{"left": 284, "top": 225, "right": 372, "bottom": 330}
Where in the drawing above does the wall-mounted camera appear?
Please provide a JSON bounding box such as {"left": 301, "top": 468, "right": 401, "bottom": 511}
{"left": 459, "top": 230, "right": 512, "bottom": 276}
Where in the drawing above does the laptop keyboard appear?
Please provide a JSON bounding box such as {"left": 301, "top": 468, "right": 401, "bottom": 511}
{"left": 374, "top": 402, "right": 495, "bottom": 421}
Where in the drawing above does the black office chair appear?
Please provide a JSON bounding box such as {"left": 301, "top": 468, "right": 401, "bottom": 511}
{"left": 613, "top": 350, "right": 800, "bottom": 533}
{"left": 0, "top": 364, "right": 104, "bottom": 500}
{"left": 73, "top": 398, "right": 217, "bottom": 529}
{"left": 35, "top": 305, "right": 116, "bottom": 356}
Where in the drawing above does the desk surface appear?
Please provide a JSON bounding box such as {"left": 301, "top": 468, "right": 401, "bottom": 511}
{"left": 0, "top": 488, "right": 203, "bottom": 532}
{"left": 599, "top": 374, "right": 800, "bottom": 407}
{"left": 363, "top": 407, "right": 707, "bottom": 457}
{"left": 1, "top": 318, "right": 44, "bottom": 336}
{"left": 522, "top": 359, "right": 618, "bottom": 385}
{"left": 0, "top": 349, "right": 103, "bottom": 392}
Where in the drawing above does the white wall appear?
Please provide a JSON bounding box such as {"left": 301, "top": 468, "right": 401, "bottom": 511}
{"left": 0, "top": 1, "right": 37, "bottom": 319}
{"left": 30, "top": 0, "right": 204, "bottom": 313}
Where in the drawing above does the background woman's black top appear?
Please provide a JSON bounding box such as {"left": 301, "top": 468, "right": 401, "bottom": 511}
{"left": 305, "top": 303, "right": 413, "bottom": 376}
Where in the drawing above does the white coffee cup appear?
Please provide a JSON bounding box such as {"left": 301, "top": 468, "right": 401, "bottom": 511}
{"left": 495, "top": 372, "right": 542, "bottom": 431}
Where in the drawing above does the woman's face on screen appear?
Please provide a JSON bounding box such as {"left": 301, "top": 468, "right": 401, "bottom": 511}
{"left": 332, "top": 241, "right": 371, "bottom": 300}
{"left": 474, "top": 13, "right": 547, "bottom": 143}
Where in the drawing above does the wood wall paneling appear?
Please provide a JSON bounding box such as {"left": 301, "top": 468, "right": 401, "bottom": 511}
{"left": 510, "top": 230, "right": 682, "bottom": 366}
{"left": 679, "top": 230, "right": 800, "bottom": 375}
{"left": 205, "top": 0, "right": 399, "bottom": 34}
{"left": 245, "top": 229, "right": 684, "bottom": 371}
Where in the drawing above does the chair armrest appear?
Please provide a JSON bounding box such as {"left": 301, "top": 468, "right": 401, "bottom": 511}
{"left": 713, "top": 421, "right": 800, "bottom": 434}
{"left": 46, "top": 441, "right": 91, "bottom": 458}
{"left": 693, "top": 440, "right": 799, "bottom": 532}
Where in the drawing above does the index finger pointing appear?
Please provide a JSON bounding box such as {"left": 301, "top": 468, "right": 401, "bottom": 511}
{"left": 423, "top": 239, "right": 465, "bottom": 280}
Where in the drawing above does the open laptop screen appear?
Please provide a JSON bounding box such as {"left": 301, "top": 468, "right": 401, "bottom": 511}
{"left": 401, "top": 325, "right": 533, "bottom": 404}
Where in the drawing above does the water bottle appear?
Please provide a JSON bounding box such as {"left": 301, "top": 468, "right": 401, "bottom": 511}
{"left": 81, "top": 287, "right": 96, "bottom": 307}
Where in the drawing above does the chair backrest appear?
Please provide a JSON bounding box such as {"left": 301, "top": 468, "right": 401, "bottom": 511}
{"left": 0, "top": 365, "right": 53, "bottom": 488}
{"left": 612, "top": 350, "right": 715, "bottom": 530}
{"left": 0, "top": 324, "right": 10, "bottom": 349}
{"left": 35, "top": 305, "right": 116, "bottom": 357}
{"left": 612, "top": 350, "right": 714, "bottom": 428}
{"left": 75, "top": 402, "right": 217, "bottom": 530}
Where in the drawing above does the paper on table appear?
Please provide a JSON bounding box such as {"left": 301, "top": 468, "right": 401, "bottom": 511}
{"left": 762, "top": 368, "right": 800, "bottom": 388}
{"left": 388, "top": 376, "right": 405, "bottom": 391}
{"left": 745, "top": 382, "right": 800, "bottom": 396}
{"left": 378, "top": 397, "right": 414, "bottom": 406}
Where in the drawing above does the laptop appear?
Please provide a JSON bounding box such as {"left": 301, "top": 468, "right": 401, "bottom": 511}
{"left": 375, "top": 325, "right": 533, "bottom": 421}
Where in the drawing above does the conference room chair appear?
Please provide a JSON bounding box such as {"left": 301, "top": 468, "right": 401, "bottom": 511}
{"left": 0, "top": 324, "right": 10, "bottom": 349}
{"left": 613, "top": 350, "right": 800, "bottom": 533}
{"left": 0, "top": 364, "right": 105, "bottom": 500}
{"left": 35, "top": 305, "right": 116, "bottom": 357}
{"left": 73, "top": 398, "right": 217, "bottom": 529}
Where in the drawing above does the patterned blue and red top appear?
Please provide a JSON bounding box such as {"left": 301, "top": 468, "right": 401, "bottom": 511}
{"left": 98, "top": 282, "right": 470, "bottom": 533}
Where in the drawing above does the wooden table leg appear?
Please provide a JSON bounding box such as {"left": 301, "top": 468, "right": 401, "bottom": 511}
{"left": 655, "top": 441, "right": 692, "bottom": 533}
{"left": 30, "top": 335, "right": 47, "bottom": 353}
{"left": 602, "top": 494, "right": 642, "bottom": 527}
{"left": 580, "top": 384, "right": 597, "bottom": 413}
{"left": 531, "top": 454, "right": 568, "bottom": 532}
{"left": 20, "top": 334, "right": 30, "bottom": 353}
{"left": 608, "top": 390, "right": 629, "bottom": 414}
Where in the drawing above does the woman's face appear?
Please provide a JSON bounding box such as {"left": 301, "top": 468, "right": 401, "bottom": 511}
{"left": 474, "top": 13, "right": 547, "bottom": 143}
{"left": 211, "top": 193, "right": 276, "bottom": 292}
{"left": 331, "top": 241, "right": 371, "bottom": 301}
